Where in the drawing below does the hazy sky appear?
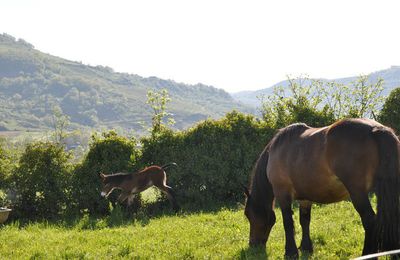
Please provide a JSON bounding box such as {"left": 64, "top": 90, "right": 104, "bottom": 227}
{"left": 1, "top": 0, "right": 400, "bottom": 92}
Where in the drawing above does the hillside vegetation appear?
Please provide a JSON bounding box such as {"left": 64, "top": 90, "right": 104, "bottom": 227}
{"left": 0, "top": 33, "right": 251, "bottom": 132}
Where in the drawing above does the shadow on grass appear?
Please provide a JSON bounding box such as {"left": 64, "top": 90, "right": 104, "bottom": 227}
{"left": 236, "top": 245, "right": 312, "bottom": 260}
{"left": 3, "top": 199, "right": 246, "bottom": 230}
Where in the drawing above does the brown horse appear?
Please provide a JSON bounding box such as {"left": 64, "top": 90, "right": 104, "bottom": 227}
{"left": 100, "top": 163, "right": 180, "bottom": 211}
{"left": 244, "top": 118, "right": 400, "bottom": 258}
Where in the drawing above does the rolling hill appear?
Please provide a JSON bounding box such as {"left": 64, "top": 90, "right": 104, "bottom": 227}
{"left": 0, "top": 33, "right": 253, "bottom": 132}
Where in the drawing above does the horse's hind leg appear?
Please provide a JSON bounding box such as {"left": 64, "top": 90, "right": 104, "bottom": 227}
{"left": 349, "top": 192, "right": 377, "bottom": 256}
{"left": 299, "top": 200, "right": 313, "bottom": 253}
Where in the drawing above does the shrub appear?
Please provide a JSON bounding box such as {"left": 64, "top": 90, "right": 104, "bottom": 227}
{"left": 12, "top": 142, "right": 71, "bottom": 219}
{"left": 70, "top": 130, "right": 140, "bottom": 215}
{"left": 378, "top": 87, "right": 400, "bottom": 133}
{"left": 140, "top": 111, "right": 275, "bottom": 207}
{"left": 0, "top": 140, "right": 12, "bottom": 206}
{"left": 0, "top": 140, "right": 9, "bottom": 189}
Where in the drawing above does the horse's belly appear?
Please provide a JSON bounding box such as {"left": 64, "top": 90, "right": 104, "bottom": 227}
{"left": 294, "top": 174, "right": 350, "bottom": 204}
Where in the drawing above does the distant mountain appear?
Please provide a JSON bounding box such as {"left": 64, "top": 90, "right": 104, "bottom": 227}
{"left": 232, "top": 66, "right": 400, "bottom": 108}
{"left": 0, "top": 33, "right": 253, "bottom": 132}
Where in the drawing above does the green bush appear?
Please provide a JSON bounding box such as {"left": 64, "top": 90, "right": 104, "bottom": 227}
{"left": 0, "top": 139, "right": 13, "bottom": 189}
{"left": 70, "top": 130, "right": 140, "bottom": 215}
{"left": 379, "top": 87, "right": 400, "bottom": 133}
{"left": 285, "top": 96, "right": 335, "bottom": 127}
{"left": 12, "top": 142, "right": 71, "bottom": 219}
{"left": 0, "top": 141, "right": 11, "bottom": 206}
{"left": 140, "top": 111, "right": 275, "bottom": 207}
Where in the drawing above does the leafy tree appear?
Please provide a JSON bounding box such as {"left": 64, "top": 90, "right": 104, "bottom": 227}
{"left": 259, "top": 77, "right": 334, "bottom": 128}
{"left": 146, "top": 89, "right": 175, "bottom": 135}
{"left": 12, "top": 142, "right": 71, "bottom": 219}
{"left": 378, "top": 87, "right": 400, "bottom": 133}
{"left": 51, "top": 106, "right": 70, "bottom": 144}
{"left": 259, "top": 75, "right": 384, "bottom": 128}
{"left": 346, "top": 75, "right": 384, "bottom": 118}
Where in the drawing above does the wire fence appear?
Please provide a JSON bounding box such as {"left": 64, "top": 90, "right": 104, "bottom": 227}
{"left": 352, "top": 249, "right": 400, "bottom": 260}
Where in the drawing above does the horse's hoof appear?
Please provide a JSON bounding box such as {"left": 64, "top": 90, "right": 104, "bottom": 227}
{"left": 299, "top": 242, "right": 313, "bottom": 254}
{"left": 284, "top": 250, "right": 299, "bottom": 259}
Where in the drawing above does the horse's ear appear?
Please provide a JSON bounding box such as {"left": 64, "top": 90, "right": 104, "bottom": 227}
{"left": 99, "top": 173, "right": 106, "bottom": 181}
{"left": 242, "top": 184, "right": 250, "bottom": 198}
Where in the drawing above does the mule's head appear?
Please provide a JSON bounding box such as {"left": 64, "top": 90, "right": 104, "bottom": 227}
{"left": 99, "top": 173, "right": 116, "bottom": 198}
{"left": 244, "top": 187, "right": 276, "bottom": 247}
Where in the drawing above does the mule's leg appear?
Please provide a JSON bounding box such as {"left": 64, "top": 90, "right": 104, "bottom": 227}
{"left": 299, "top": 200, "right": 313, "bottom": 253}
{"left": 158, "top": 184, "right": 180, "bottom": 212}
{"left": 349, "top": 192, "right": 377, "bottom": 256}
{"left": 277, "top": 195, "right": 298, "bottom": 258}
{"left": 118, "top": 192, "right": 130, "bottom": 204}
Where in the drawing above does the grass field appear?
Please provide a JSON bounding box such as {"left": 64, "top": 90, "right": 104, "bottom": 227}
{"left": 0, "top": 199, "right": 369, "bottom": 259}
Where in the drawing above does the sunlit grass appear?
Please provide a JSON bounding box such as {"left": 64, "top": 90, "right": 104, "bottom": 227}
{"left": 0, "top": 201, "right": 367, "bottom": 259}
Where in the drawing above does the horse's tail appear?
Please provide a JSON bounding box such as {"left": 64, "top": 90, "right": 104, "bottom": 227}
{"left": 161, "top": 162, "right": 178, "bottom": 170}
{"left": 372, "top": 126, "right": 400, "bottom": 252}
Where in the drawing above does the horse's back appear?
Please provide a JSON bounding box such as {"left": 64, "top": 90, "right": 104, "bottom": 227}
{"left": 268, "top": 123, "right": 340, "bottom": 202}
{"left": 268, "top": 119, "right": 382, "bottom": 203}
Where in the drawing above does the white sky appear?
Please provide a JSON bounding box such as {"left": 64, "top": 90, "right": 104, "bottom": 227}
{"left": 1, "top": 0, "right": 400, "bottom": 93}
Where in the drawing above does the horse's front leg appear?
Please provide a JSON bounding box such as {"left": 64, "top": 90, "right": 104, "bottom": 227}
{"left": 278, "top": 195, "right": 298, "bottom": 258}
{"left": 299, "top": 200, "right": 313, "bottom": 253}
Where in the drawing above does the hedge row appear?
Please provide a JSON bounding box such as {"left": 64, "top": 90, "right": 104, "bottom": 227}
{"left": 139, "top": 111, "right": 274, "bottom": 206}
{"left": 0, "top": 112, "right": 274, "bottom": 218}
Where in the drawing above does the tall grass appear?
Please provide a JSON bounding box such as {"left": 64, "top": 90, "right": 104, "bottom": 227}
{"left": 0, "top": 201, "right": 366, "bottom": 259}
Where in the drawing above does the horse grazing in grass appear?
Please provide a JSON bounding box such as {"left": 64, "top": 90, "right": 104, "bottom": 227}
{"left": 244, "top": 118, "right": 400, "bottom": 258}
{"left": 100, "top": 163, "right": 180, "bottom": 211}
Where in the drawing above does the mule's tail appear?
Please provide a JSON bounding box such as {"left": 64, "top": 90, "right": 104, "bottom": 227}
{"left": 161, "top": 162, "right": 178, "bottom": 170}
{"left": 372, "top": 127, "right": 400, "bottom": 252}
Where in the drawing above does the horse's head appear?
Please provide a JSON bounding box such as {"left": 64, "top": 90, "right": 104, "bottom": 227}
{"left": 244, "top": 186, "right": 276, "bottom": 247}
{"left": 99, "top": 173, "right": 116, "bottom": 198}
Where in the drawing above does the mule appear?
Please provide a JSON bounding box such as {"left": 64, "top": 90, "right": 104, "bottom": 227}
{"left": 100, "top": 163, "right": 180, "bottom": 211}
{"left": 244, "top": 118, "right": 400, "bottom": 258}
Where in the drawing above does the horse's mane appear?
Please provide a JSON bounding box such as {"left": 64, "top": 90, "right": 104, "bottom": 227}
{"left": 270, "top": 123, "right": 309, "bottom": 149}
{"left": 249, "top": 145, "right": 273, "bottom": 215}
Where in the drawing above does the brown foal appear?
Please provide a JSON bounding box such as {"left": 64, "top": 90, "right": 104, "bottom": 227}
{"left": 100, "top": 163, "right": 180, "bottom": 211}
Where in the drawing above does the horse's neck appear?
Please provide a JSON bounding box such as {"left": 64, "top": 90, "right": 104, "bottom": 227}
{"left": 251, "top": 171, "right": 274, "bottom": 209}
